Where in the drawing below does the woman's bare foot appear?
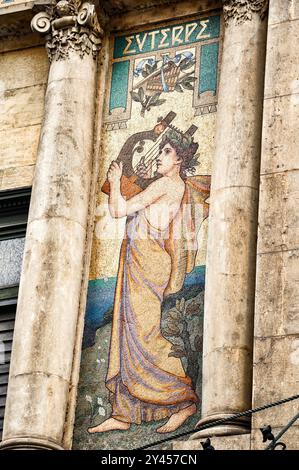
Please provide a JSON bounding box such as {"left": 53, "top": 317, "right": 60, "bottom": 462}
{"left": 156, "top": 404, "right": 197, "bottom": 434}
{"left": 88, "top": 418, "right": 130, "bottom": 434}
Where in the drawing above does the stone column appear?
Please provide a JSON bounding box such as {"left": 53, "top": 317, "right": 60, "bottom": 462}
{"left": 0, "top": 1, "right": 102, "bottom": 450}
{"left": 251, "top": 0, "right": 299, "bottom": 450}
{"left": 192, "top": 0, "right": 268, "bottom": 438}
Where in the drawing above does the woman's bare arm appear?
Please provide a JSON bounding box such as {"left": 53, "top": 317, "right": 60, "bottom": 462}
{"left": 108, "top": 161, "right": 167, "bottom": 218}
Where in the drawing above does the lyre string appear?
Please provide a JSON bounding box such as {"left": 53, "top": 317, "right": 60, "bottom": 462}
{"left": 133, "top": 127, "right": 167, "bottom": 169}
{"left": 132, "top": 133, "right": 163, "bottom": 171}
{"left": 135, "top": 148, "right": 160, "bottom": 173}
{"left": 135, "top": 149, "right": 160, "bottom": 177}
{"left": 132, "top": 129, "right": 167, "bottom": 175}
{"left": 135, "top": 150, "right": 161, "bottom": 177}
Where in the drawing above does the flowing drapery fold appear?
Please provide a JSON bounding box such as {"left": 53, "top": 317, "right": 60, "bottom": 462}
{"left": 105, "top": 177, "right": 210, "bottom": 423}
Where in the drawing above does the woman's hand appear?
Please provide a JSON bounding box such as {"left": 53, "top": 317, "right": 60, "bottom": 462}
{"left": 107, "top": 161, "right": 123, "bottom": 184}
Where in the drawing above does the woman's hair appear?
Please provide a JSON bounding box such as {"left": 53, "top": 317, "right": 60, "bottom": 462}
{"left": 159, "top": 128, "right": 200, "bottom": 179}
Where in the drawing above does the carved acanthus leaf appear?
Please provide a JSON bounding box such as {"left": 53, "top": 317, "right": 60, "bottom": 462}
{"left": 222, "top": 0, "right": 269, "bottom": 25}
{"left": 31, "top": 1, "right": 103, "bottom": 62}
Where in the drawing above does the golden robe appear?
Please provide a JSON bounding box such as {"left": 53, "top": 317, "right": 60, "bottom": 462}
{"left": 105, "top": 177, "right": 210, "bottom": 424}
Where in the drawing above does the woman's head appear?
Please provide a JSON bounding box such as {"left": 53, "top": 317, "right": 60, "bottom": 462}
{"left": 158, "top": 129, "right": 199, "bottom": 179}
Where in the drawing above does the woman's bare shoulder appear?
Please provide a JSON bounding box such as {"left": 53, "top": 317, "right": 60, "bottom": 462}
{"left": 169, "top": 177, "right": 186, "bottom": 193}
{"left": 157, "top": 177, "right": 185, "bottom": 202}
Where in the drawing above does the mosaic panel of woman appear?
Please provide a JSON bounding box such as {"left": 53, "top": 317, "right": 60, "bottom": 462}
{"left": 88, "top": 128, "right": 209, "bottom": 434}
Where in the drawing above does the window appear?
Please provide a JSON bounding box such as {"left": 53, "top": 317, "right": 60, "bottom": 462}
{"left": 0, "top": 187, "right": 31, "bottom": 439}
{"left": 0, "top": 287, "right": 17, "bottom": 439}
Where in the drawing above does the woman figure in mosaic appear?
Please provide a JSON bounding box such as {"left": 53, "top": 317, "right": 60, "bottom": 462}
{"left": 88, "top": 128, "right": 209, "bottom": 434}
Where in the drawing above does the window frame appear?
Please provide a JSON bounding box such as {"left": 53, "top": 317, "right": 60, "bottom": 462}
{"left": 0, "top": 187, "right": 31, "bottom": 440}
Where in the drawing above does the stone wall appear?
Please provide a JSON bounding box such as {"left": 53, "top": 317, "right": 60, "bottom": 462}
{"left": 251, "top": 0, "right": 299, "bottom": 451}
{"left": 0, "top": 45, "right": 48, "bottom": 190}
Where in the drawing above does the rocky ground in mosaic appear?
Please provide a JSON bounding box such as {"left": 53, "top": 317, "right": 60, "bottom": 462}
{"left": 73, "top": 320, "right": 202, "bottom": 450}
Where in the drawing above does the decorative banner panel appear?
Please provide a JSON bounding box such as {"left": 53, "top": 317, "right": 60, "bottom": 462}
{"left": 106, "top": 14, "right": 221, "bottom": 130}
{"left": 74, "top": 11, "right": 222, "bottom": 450}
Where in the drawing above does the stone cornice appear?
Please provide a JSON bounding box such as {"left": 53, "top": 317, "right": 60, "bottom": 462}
{"left": 31, "top": 1, "right": 103, "bottom": 62}
{"left": 0, "top": 19, "right": 31, "bottom": 38}
{"left": 101, "top": 0, "right": 179, "bottom": 15}
{"left": 222, "top": 0, "right": 269, "bottom": 25}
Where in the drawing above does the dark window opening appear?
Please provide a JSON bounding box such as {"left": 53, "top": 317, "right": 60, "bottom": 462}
{"left": 0, "top": 187, "right": 31, "bottom": 440}
{"left": 0, "top": 187, "right": 31, "bottom": 241}
{"left": 0, "top": 287, "right": 18, "bottom": 440}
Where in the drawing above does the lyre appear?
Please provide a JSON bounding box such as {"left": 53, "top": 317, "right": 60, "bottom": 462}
{"left": 101, "top": 112, "right": 198, "bottom": 200}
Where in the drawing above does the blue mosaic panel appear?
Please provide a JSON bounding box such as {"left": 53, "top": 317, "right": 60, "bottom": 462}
{"left": 199, "top": 42, "right": 219, "bottom": 95}
{"left": 109, "top": 61, "right": 130, "bottom": 112}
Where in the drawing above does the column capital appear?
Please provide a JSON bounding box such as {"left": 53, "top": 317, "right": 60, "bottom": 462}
{"left": 31, "top": 1, "right": 104, "bottom": 62}
{"left": 222, "top": 0, "right": 269, "bottom": 26}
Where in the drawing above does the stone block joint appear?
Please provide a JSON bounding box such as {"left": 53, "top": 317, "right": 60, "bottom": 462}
{"left": 31, "top": 1, "right": 103, "bottom": 62}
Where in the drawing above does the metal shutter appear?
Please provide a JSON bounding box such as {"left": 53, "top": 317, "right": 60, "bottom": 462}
{"left": 0, "top": 188, "right": 30, "bottom": 241}
{"left": 0, "top": 297, "right": 17, "bottom": 439}
{"left": 0, "top": 188, "right": 30, "bottom": 439}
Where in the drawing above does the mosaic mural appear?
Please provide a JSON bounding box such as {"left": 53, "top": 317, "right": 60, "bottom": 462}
{"left": 73, "top": 12, "right": 222, "bottom": 450}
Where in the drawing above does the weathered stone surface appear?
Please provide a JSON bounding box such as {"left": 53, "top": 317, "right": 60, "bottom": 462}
{"left": 202, "top": 187, "right": 259, "bottom": 420}
{"left": 0, "top": 47, "right": 48, "bottom": 90}
{"left": 208, "top": 186, "right": 259, "bottom": 274}
{"left": 202, "top": 347, "right": 253, "bottom": 416}
{"left": 3, "top": 372, "right": 69, "bottom": 445}
{"left": 199, "top": 9, "right": 267, "bottom": 435}
{"left": 102, "top": 0, "right": 179, "bottom": 15}
{"left": 173, "top": 433, "right": 251, "bottom": 450}
{"left": 264, "top": 18, "right": 299, "bottom": 99}
{"left": 257, "top": 172, "right": 299, "bottom": 253}
{"left": 261, "top": 94, "right": 299, "bottom": 174}
{"left": 0, "top": 33, "right": 43, "bottom": 54}
{"left": 110, "top": 0, "right": 222, "bottom": 31}
{"left": 251, "top": 425, "right": 299, "bottom": 450}
{"left": 0, "top": 46, "right": 48, "bottom": 189}
{"left": 251, "top": 0, "right": 299, "bottom": 452}
{"left": 0, "top": 84, "right": 46, "bottom": 131}
{"left": 0, "top": 164, "right": 35, "bottom": 191}
{"left": 0, "top": 125, "right": 41, "bottom": 170}
{"left": 27, "top": 57, "right": 96, "bottom": 228}
{"left": 255, "top": 250, "right": 299, "bottom": 338}
{"left": 9, "top": 217, "right": 86, "bottom": 380}
{"left": 252, "top": 335, "right": 299, "bottom": 428}
{"left": 2, "top": 12, "right": 98, "bottom": 449}
{"left": 268, "top": 0, "right": 299, "bottom": 25}
{"left": 47, "top": 53, "right": 98, "bottom": 83}
{"left": 211, "top": 21, "right": 267, "bottom": 191}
